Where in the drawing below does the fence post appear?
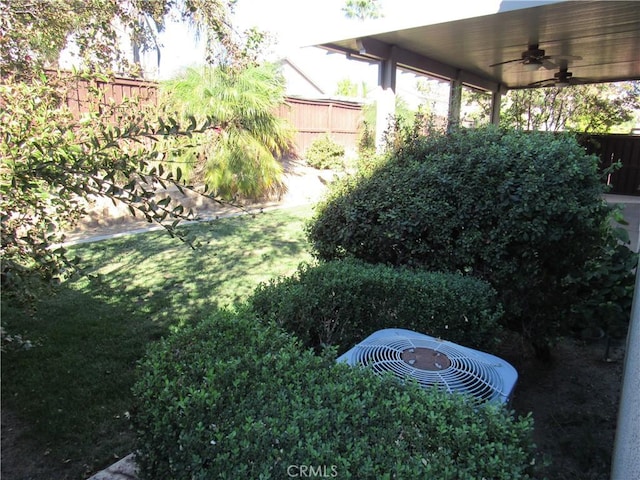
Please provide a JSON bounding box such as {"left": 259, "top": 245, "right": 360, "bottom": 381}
{"left": 328, "top": 103, "right": 333, "bottom": 135}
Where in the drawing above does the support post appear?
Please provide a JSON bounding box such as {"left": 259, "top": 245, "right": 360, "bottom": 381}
{"left": 447, "top": 75, "right": 462, "bottom": 132}
{"left": 490, "top": 89, "right": 502, "bottom": 125}
{"left": 375, "top": 49, "right": 397, "bottom": 153}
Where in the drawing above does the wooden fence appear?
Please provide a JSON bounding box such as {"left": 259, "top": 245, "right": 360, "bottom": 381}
{"left": 65, "top": 76, "right": 157, "bottom": 116}
{"left": 275, "top": 97, "right": 364, "bottom": 156}
{"left": 47, "top": 71, "right": 157, "bottom": 119}
{"left": 51, "top": 73, "right": 639, "bottom": 194}
{"left": 583, "top": 134, "right": 640, "bottom": 196}
{"left": 51, "top": 72, "right": 364, "bottom": 156}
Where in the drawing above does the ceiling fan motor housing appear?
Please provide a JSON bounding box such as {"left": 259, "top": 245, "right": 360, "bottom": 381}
{"left": 555, "top": 69, "right": 573, "bottom": 80}
{"left": 337, "top": 328, "right": 518, "bottom": 404}
{"left": 522, "top": 47, "right": 545, "bottom": 60}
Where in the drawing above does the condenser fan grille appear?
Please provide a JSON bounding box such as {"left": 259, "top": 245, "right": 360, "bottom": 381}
{"left": 339, "top": 330, "right": 518, "bottom": 404}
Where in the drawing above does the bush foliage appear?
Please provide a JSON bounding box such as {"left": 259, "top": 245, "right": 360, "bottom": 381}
{"left": 132, "top": 309, "right": 536, "bottom": 480}
{"left": 307, "top": 127, "right": 622, "bottom": 356}
{"left": 0, "top": 74, "right": 214, "bottom": 296}
{"left": 160, "top": 64, "right": 294, "bottom": 200}
{"left": 248, "top": 259, "right": 502, "bottom": 353}
{"left": 305, "top": 134, "right": 345, "bottom": 170}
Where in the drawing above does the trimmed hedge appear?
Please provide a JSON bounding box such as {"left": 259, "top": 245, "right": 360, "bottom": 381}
{"left": 306, "top": 127, "right": 614, "bottom": 356}
{"left": 132, "top": 309, "right": 536, "bottom": 480}
{"left": 248, "top": 259, "right": 503, "bottom": 353}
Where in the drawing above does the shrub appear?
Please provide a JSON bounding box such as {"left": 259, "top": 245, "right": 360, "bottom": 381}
{"left": 132, "top": 309, "right": 536, "bottom": 480}
{"left": 307, "top": 126, "right": 614, "bottom": 358}
{"left": 248, "top": 259, "right": 503, "bottom": 353}
{"left": 355, "top": 120, "right": 385, "bottom": 175}
{"left": 567, "top": 215, "right": 638, "bottom": 338}
{"left": 357, "top": 120, "right": 376, "bottom": 157}
{"left": 305, "top": 134, "right": 345, "bottom": 170}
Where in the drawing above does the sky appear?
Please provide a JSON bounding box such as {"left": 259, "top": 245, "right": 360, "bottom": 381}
{"left": 231, "top": 0, "right": 506, "bottom": 53}
{"left": 157, "top": 0, "right": 508, "bottom": 83}
{"left": 56, "top": 0, "right": 558, "bottom": 91}
{"left": 155, "top": 0, "right": 555, "bottom": 104}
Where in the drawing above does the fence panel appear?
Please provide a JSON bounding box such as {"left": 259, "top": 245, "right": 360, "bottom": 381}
{"left": 585, "top": 134, "right": 640, "bottom": 196}
{"left": 277, "top": 97, "right": 364, "bottom": 156}
{"left": 46, "top": 71, "right": 158, "bottom": 119}
{"left": 44, "top": 75, "right": 640, "bottom": 193}
{"left": 49, "top": 72, "right": 363, "bottom": 158}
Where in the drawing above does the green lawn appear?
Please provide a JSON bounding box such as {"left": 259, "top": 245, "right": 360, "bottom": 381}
{"left": 1, "top": 205, "right": 315, "bottom": 479}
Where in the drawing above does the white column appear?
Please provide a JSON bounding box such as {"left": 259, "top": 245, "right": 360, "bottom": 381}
{"left": 375, "top": 52, "right": 397, "bottom": 153}
{"left": 448, "top": 76, "right": 462, "bottom": 132}
{"left": 611, "top": 236, "right": 640, "bottom": 479}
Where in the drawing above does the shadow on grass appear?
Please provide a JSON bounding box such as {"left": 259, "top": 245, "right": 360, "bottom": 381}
{"left": 75, "top": 206, "right": 314, "bottom": 313}
{"left": 1, "top": 205, "right": 315, "bottom": 479}
{"left": 1, "top": 281, "right": 165, "bottom": 480}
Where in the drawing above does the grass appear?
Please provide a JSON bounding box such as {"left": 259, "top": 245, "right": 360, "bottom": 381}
{"left": 1, "top": 204, "right": 315, "bottom": 480}
{"left": 1, "top": 201, "right": 627, "bottom": 480}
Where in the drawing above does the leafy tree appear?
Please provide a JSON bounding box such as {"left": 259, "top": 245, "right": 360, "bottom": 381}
{"left": 564, "top": 82, "right": 639, "bottom": 132}
{"left": 0, "top": 72, "right": 220, "bottom": 295}
{"left": 342, "top": 0, "right": 384, "bottom": 20}
{"left": 0, "top": 0, "right": 268, "bottom": 296}
{"left": 362, "top": 95, "right": 414, "bottom": 132}
{"left": 461, "top": 88, "right": 492, "bottom": 127}
{"left": 415, "top": 77, "right": 448, "bottom": 114}
{"left": 335, "top": 78, "right": 370, "bottom": 98}
{"left": 160, "top": 64, "right": 294, "bottom": 200}
{"left": 466, "top": 82, "right": 640, "bottom": 133}
{"left": 0, "top": 0, "right": 265, "bottom": 79}
{"left": 1, "top": 0, "right": 166, "bottom": 77}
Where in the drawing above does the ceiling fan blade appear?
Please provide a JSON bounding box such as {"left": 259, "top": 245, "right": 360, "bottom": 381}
{"left": 569, "top": 76, "right": 599, "bottom": 85}
{"left": 541, "top": 58, "right": 558, "bottom": 70}
{"left": 547, "top": 54, "right": 583, "bottom": 61}
{"left": 528, "top": 78, "right": 555, "bottom": 87}
{"left": 489, "top": 58, "right": 524, "bottom": 67}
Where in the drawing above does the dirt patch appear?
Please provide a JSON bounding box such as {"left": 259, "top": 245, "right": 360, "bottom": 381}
{"left": 1, "top": 408, "right": 75, "bottom": 480}
{"left": 62, "top": 157, "right": 335, "bottom": 244}
{"left": 499, "top": 333, "right": 625, "bottom": 480}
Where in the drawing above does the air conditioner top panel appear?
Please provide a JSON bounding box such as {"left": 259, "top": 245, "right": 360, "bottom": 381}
{"left": 337, "top": 328, "right": 518, "bottom": 404}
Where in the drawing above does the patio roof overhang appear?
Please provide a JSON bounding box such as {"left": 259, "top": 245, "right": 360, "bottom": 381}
{"left": 316, "top": 0, "right": 640, "bottom": 93}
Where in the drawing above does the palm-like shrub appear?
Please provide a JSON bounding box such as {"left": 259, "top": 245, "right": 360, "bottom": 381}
{"left": 161, "top": 64, "right": 295, "bottom": 200}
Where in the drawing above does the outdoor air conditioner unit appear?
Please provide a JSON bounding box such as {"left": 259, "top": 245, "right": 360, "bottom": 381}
{"left": 337, "top": 328, "right": 518, "bottom": 404}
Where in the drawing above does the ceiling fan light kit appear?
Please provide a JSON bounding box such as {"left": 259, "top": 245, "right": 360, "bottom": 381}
{"left": 528, "top": 66, "right": 593, "bottom": 88}
{"left": 523, "top": 60, "right": 543, "bottom": 71}
{"left": 489, "top": 43, "right": 582, "bottom": 78}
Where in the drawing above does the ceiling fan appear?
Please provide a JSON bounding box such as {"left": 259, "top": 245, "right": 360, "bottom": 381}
{"left": 489, "top": 44, "right": 582, "bottom": 71}
{"left": 528, "top": 67, "right": 594, "bottom": 88}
